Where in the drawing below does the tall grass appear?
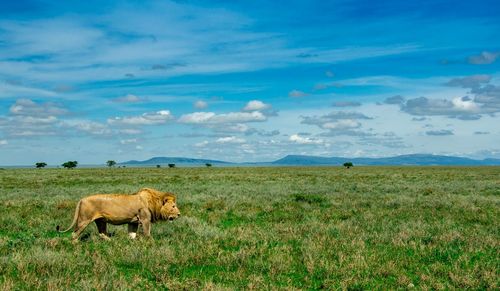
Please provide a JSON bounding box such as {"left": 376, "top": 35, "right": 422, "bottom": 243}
{"left": 0, "top": 166, "right": 498, "bottom": 289}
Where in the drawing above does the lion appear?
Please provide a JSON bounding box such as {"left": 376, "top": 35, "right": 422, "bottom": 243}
{"left": 56, "top": 188, "right": 180, "bottom": 241}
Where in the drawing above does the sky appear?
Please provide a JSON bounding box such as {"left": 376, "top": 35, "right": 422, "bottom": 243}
{"left": 0, "top": 0, "right": 500, "bottom": 165}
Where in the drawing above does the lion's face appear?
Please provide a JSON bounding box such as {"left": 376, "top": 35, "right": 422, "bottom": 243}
{"left": 160, "top": 199, "right": 181, "bottom": 221}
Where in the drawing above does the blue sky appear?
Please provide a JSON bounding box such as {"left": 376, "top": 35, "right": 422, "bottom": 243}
{"left": 1, "top": 0, "right": 499, "bottom": 165}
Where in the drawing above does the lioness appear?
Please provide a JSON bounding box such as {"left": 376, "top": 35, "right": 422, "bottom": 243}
{"left": 57, "top": 188, "right": 180, "bottom": 241}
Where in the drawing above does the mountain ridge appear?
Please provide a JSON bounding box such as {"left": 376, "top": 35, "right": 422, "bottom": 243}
{"left": 272, "top": 154, "right": 500, "bottom": 165}
{"left": 121, "top": 156, "right": 231, "bottom": 165}
{"left": 121, "top": 154, "right": 500, "bottom": 166}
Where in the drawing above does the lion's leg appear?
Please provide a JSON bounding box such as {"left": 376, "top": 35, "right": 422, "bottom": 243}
{"left": 142, "top": 220, "right": 152, "bottom": 238}
{"left": 138, "top": 209, "right": 152, "bottom": 238}
{"left": 95, "top": 219, "right": 110, "bottom": 240}
{"left": 71, "top": 219, "right": 92, "bottom": 242}
{"left": 128, "top": 223, "right": 138, "bottom": 239}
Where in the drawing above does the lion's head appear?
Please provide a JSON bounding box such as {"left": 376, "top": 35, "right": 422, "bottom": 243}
{"left": 160, "top": 194, "right": 181, "bottom": 221}
{"left": 138, "top": 188, "right": 181, "bottom": 222}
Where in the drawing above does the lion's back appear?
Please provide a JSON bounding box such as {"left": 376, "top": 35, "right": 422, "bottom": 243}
{"left": 80, "top": 194, "right": 144, "bottom": 223}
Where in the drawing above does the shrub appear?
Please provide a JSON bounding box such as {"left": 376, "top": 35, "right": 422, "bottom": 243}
{"left": 62, "top": 161, "right": 78, "bottom": 169}
{"left": 35, "top": 162, "right": 47, "bottom": 169}
{"left": 343, "top": 162, "right": 353, "bottom": 169}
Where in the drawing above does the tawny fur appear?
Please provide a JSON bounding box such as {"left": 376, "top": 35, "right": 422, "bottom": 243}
{"left": 57, "top": 188, "right": 180, "bottom": 241}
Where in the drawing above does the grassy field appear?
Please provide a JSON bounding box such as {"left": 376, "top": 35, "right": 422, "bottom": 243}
{"left": 0, "top": 166, "right": 498, "bottom": 290}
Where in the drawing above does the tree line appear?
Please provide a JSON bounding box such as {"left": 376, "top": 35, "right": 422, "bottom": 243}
{"left": 34, "top": 161, "right": 354, "bottom": 168}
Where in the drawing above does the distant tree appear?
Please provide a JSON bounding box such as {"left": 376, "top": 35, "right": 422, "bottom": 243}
{"left": 35, "top": 162, "right": 47, "bottom": 169}
{"left": 168, "top": 163, "right": 176, "bottom": 168}
{"left": 205, "top": 163, "right": 212, "bottom": 167}
{"left": 343, "top": 162, "right": 353, "bottom": 169}
{"left": 156, "top": 164, "right": 161, "bottom": 168}
{"left": 62, "top": 161, "right": 78, "bottom": 169}
{"left": 106, "top": 160, "right": 116, "bottom": 168}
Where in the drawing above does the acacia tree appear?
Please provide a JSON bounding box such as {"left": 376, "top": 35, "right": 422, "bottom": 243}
{"left": 35, "top": 162, "right": 47, "bottom": 169}
{"left": 343, "top": 162, "right": 353, "bottom": 169}
{"left": 168, "top": 163, "right": 176, "bottom": 168}
{"left": 205, "top": 163, "right": 212, "bottom": 167}
{"left": 62, "top": 161, "right": 78, "bottom": 169}
{"left": 106, "top": 160, "right": 116, "bottom": 167}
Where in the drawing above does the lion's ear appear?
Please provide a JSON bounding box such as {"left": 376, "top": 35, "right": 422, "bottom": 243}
{"left": 163, "top": 195, "right": 174, "bottom": 204}
{"left": 161, "top": 191, "right": 176, "bottom": 204}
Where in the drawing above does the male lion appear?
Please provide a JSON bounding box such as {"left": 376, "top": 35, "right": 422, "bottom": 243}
{"left": 57, "top": 188, "right": 180, "bottom": 241}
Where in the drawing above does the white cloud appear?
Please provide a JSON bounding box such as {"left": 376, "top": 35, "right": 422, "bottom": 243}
{"left": 446, "top": 75, "right": 491, "bottom": 88}
{"left": 194, "top": 100, "right": 208, "bottom": 109}
{"left": 379, "top": 76, "right": 500, "bottom": 120}
{"left": 119, "top": 128, "right": 142, "bottom": 135}
{"left": 8, "top": 129, "right": 56, "bottom": 137}
{"left": 451, "top": 97, "right": 479, "bottom": 112}
{"left": 195, "top": 140, "right": 209, "bottom": 147}
{"left": 289, "top": 134, "right": 323, "bottom": 145}
{"left": 301, "top": 111, "right": 371, "bottom": 135}
{"left": 322, "top": 119, "right": 361, "bottom": 130}
{"left": 332, "top": 101, "right": 361, "bottom": 107}
{"left": 0, "top": 82, "right": 58, "bottom": 99}
{"left": 63, "top": 120, "right": 111, "bottom": 135}
{"left": 120, "top": 139, "right": 137, "bottom": 144}
{"left": 0, "top": 99, "right": 68, "bottom": 137}
{"left": 193, "top": 137, "right": 247, "bottom": 151}
{"left": 313, "top": 82, "right": 343, "bottom": 91}
{"left": 325, "top": 70, "right": 335, "bottom": 77}
{"left": 384, "top": 95, "right": 405, "bottom": 105}
{"left": 426, "top": 129, "right": 454, "bottom": 136}
{"left": 108, "top": 110, "right": 173, "bottom": 125}
{"left": 0, "top": 140, "right": 7, "bottom": 146}
{"left": 1, "top": 18, "right": 103, "bottom": 56}
{"left": 240, "top": 143, "right": 256, "bottom": 154}
{"left": 9, "top": 99, "right": 67, "bottom": 118}
{"left": 17, "top": 116, "right": 58, "bottom": 124}
{"left": 178, "top": 111, "right": 266, "bottom": 124}
{"left": 243, "top": 100, "right": 271, "bottom": 111}
{"left": 468, "top": 51, "right": 499, "bottom": 65}
{"left": 401, "top": 96, "right": 481, "bottom": 118}
{"left": 289, "top": 90, "right": 308, "bottom": 98}
{"left": 216, "top": 136, "right": 246, "bottom": 144}
{"left": 215, "top": 123, "right": 250, "bottom": 133}
{"left": 178, "top": 112, "right": 215, "bottom": 124}
{"left": 112, "top": 94, "right": 143, "bottom": 103}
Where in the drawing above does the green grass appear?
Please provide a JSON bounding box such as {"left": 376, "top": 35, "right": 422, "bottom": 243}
{"left": 0, "top": 166, "right": 498, "bottom": 289}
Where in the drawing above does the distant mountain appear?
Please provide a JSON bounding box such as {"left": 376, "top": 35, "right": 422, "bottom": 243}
{"left": 483, "top": 158, "right": 500, "bottom": 165}
{"left": 272, "top": 154, "right": 500, "bottom": 166}
{"left": 120, "top": 154, "right": 500, "bottom": 166}
{"left": 121, "top": 156, "right": 231, "bottom": 165}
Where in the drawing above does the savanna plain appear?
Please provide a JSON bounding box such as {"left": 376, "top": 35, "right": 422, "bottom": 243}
{"left": 0, "top": 166, "right": 498, "bottom": 290}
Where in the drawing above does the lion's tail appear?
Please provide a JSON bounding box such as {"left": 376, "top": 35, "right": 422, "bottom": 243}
{"left": 56, "top": 200, "right": 81, "bottom": 233}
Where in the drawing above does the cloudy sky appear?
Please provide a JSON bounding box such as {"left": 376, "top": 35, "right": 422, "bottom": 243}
{"left": 1, "top": 0, "right": 499, "bottom": 165}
